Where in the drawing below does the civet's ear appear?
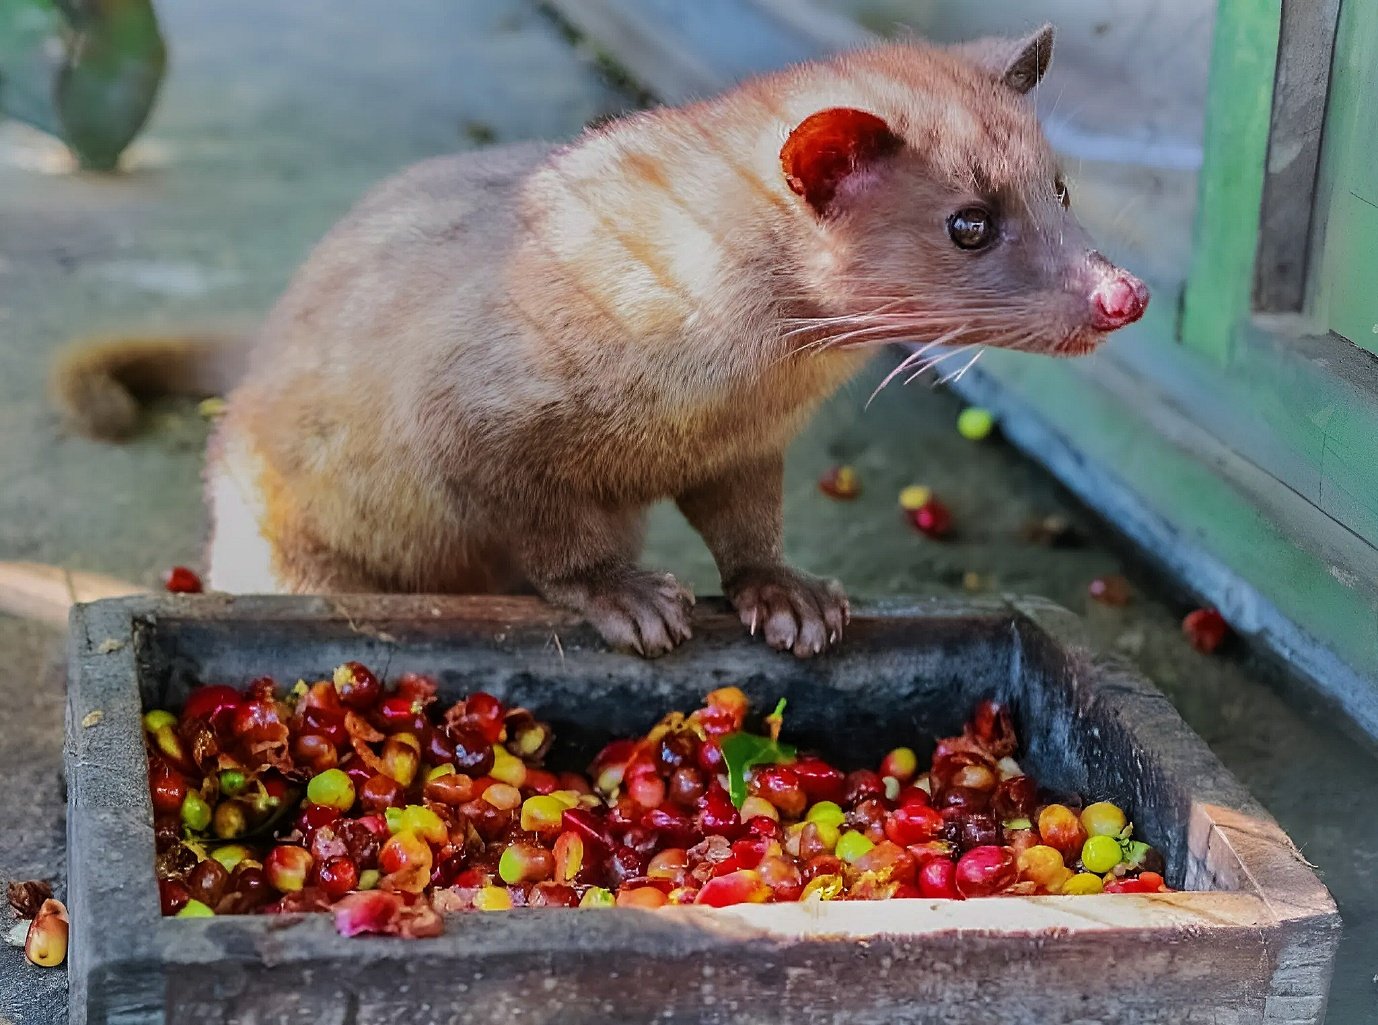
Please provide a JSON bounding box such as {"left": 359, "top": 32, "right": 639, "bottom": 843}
{"left": 951, "top": 23, "right": 1055, "bottom": 95}
{"left": 780, "top": 107, "right": 903, "bottom": 216}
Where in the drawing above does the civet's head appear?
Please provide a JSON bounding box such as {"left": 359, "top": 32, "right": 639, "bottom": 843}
{"left": 778, "top": 25, "right": 1147, "bottom": 360}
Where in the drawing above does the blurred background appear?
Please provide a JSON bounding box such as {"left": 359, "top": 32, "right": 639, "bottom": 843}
{"left": 1, "top": 2, "right": 1375, "bottom": 1022}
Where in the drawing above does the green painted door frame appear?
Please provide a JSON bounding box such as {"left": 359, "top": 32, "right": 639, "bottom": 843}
{"left": 1180, "top": 2, "right": 1281, "bottom": 362}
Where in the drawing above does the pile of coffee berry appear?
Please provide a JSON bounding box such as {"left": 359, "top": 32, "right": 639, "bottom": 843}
{"left": 147, "top": 665, "right": 1172, "bottom": 936}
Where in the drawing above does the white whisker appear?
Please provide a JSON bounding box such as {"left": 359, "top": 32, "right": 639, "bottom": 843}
{"left": 903, "top": 343, "right": 977, "bottom": 386}
{"left": 941, "top": 348, "right": 985, "bottom": 386}
{"left": 865, "top": 327, "right": 966, "bottom": 406}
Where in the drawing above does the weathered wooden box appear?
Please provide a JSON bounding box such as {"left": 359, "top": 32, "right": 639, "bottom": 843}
{"left": 65, "top": 594, "right": 1339, "bottom": 1025}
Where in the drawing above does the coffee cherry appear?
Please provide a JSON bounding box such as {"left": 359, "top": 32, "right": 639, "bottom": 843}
{"left": 1183, "top": 607, "right": 1230, "bottom": 653}
{"left": 1061, "top": 872, "right": 1104, "bottom": 895}
{"left": 818, "top": 465, "right": 860, "bottom": 500}
{"left": 957, "top": 407, "right": 995, "bottom": 441}
{"left": 499, "top": 843, "right": 554, "bottom": 885}
{"left": 425, "top": 770, "right": 475, "bottom": 806}
{"left": 162, "top": 566, "right": 203, "bottom": 594}
{"left": 462, "top": 692, "right": 506, "bottom": 744}
{"left": 835, "top": 830, "right": 874, "bottom": 864}
{"left": 910, "top": 498, "right": 952, "bottom": 538}
{"left": 332, "top": 662, "right": 381, "bottom": 711}
{"left": 310, "top": 855, "right": 356, "bottom": 899}
{"left": 694, "top": 869, "right": 771, "bottom": 907}
{"left": 739, "top": 797, "right": 779, "bottom": 823}
{"left": 750, "top": 765, "right": 806, "bottom": 818}
{"left": 992, "top": 775, "right": 1038, "bottom": 820}
{"left": 379, "top": 832, "right": 432, "bottom": 893}
{"left": 181, "top": 792, "right": 212, "bottom": 833}
{"left": 1016, "top": 845, "right": 1069, "bottom": 890}
{"left": 579, "top": 887, "right": 615, "bottom": 908}
{"left": 791, "top": 757, "right": 846, "bottom": 804}
{"left": 448, "top": 726, "right": 496, "bottom": 776}
{"left": 1080, "top": 801, "right": 1127, "bottom": 838}
{"left": 880, "top": 747, "right": 918, "bottom": 782}
{"left": 553, "top": 832, "right": 585, "bottom": 882}
{"left": 853, "top": 841, "right": 918, "bottom": 886}
{"left": 187, "top": 858, "right": 230, "bottom": 908}
{"left": 1081, "top": 835, "right": 1123, "bottom": 875}
{"left": 473, "top": 886, "right": 513, "bottom": 911}
{"left": 359, "top": 774, "right": 405, "bottom": 812}
{"left": 843, "top": 769, "right": 885, "bottom": 806}
{"left": 490, "top": 745, "right": 528, "bottom": 789}
{"left": 1037, "top": 804, "right": 1087, "bottom": 859}
{"left": 696, "top": 784, "right": 743, "bottom": 840}
{"left": 617, "top": 886, "right": 669, "bottom": 908}
{"left": 149, "top": 760, "right": 190, "bottom": 815}
{"left": 898, "top": 484, "right": 932, "bottom": 511}
{"left": 264, "top": 846, "right": 313, "bottom": 893}
{"left": 954, "top": 846, "right": 1016, "bottom": 898}
{"left": 181, "top": 685, "right": 240, "bottom": 728}
{"left": 147, "top": 676, "right": 1171, "bottom": 918}
{"left": 306, "top": 769, "right": 356, "bottom": 812}
{"left": 647, "top": 848, "right": 688, "bottom": 880}
{"left": 1088, "top": 574, "right": 1132, "bottom": 607}
{"left": 159, "top": 878, "right": 191, "bottom": 915}
{"left": 806, "top": 801, "right": 846, "bottom": 829}
{"left": 380, "top": 736, "right": 420, "bottom": 788}
{"left": 627, "top": 773, "right": 666, "bottom": 809}
{"left": 918, "top": 856, "right": 960, "bottom": 899}
{"left": 655, "top": 732, "right": 697, "bottom": 773}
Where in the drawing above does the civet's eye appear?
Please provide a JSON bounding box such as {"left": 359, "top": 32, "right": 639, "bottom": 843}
{"left": 947, "top": 206, "right": 997, "bottom": 251}
{"left": 1055, "top": 176, "right": 1070, "bottom": 209}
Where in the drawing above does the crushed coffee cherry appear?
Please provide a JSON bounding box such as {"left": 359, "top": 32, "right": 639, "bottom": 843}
{"left": 23, "top": 899, "right": 68, "bottom": 968}
{"left": 1088, "top": 574, "right": 1133, "bottom": 607}
{"left": 818, "top": 465, "right": 861, "bottom": 500}
{"left": 1020, "top": 515, "right": 1087, "bottom": 549}
{"left": 7, "top": 880, "right": 53, "bottom": 919}
{"left": 162, "top": 566, "right": 203, "bottom": 594}
{"left": 909, "top": 496, "right": 953, "bottom": 538}
{"left": 1182, "top": 607, "right": 1230, "bottom": 654}
{"left": 146, "top": 670, "right": 1173, "bottom": 934}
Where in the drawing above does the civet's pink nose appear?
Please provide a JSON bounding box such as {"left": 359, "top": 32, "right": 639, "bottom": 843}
{"left": 1090, "top": 272, "right": 1150, "bottom": 331}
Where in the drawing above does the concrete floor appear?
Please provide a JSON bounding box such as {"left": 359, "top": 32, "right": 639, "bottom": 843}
{"left": 1, "top": 3, "right": 1374, "bottom": 1023}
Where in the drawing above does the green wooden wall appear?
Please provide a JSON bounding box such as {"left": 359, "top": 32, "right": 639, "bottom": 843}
{"left": 1319, "top": 0, "right": 1378, "bottom": 355}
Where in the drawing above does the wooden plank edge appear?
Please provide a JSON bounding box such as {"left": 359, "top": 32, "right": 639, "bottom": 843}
{"left": 0, "top": 560, "right": 146, "bottom": 627}
{"left": 1191, "top": 803, "right": 1340, "bottom": 926}
{"left": 72, "top": 592, "right": 1022, "bottom": 633}
{"left": 139, "top": 891, "right": 1280, "bottom": 962}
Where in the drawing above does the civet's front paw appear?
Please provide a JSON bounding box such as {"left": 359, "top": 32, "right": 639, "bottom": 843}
{"left": 725, "top": 565, "right": 849, "bottom": 658}
{"left": 577, "top": 570, "right": 695, "bottom": 658}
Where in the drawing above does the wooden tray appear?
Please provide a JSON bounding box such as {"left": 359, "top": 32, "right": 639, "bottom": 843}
{"left": 64, "top": 595, "right": 1339, "bottom": 1024}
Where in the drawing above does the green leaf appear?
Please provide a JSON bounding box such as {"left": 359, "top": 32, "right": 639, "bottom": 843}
{"left": 55, "top": 0, "right": 167, "bottom": 170}
{"left": 720, "top": 731, "right": 796, "bottom": 808}
{"left": 0, "top": 0, "right": 167, "bottom": 169}
{"left": 1119, "top": 838, "right": 1152, "bottom": 867}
